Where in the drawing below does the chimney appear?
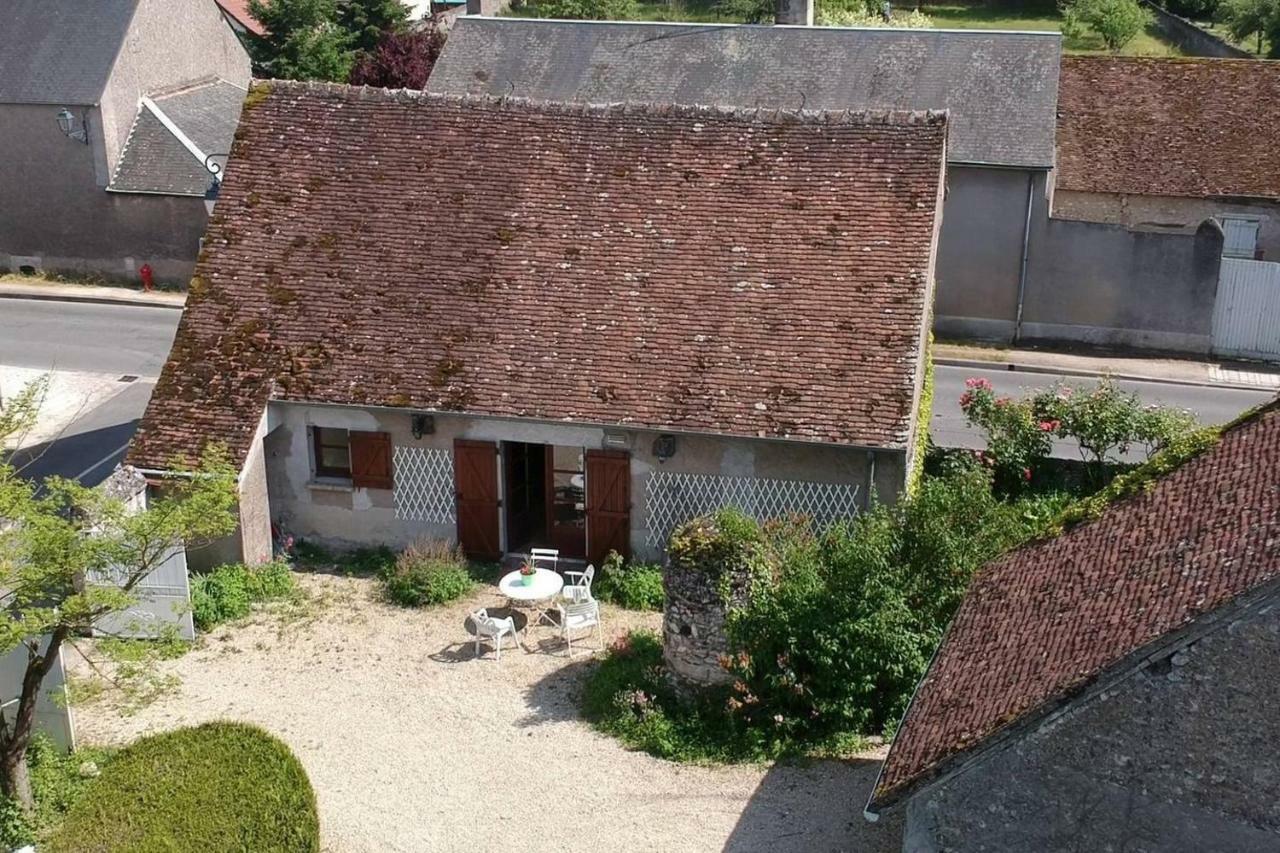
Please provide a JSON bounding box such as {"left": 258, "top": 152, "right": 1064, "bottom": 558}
{"left": 775, "top": 0, "right": 813, "bottom": 25}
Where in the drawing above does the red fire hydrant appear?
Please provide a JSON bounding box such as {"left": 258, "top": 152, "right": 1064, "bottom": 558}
{"left": 139, "top": 263, "right": 154, "bottom": 292}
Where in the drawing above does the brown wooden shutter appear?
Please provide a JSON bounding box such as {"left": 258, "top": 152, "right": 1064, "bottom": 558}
{"left": 585, "top": 449, "right": 630, "bottom": 565}
{"left": 349, "top": 431, "right": 393, "bottom": 490}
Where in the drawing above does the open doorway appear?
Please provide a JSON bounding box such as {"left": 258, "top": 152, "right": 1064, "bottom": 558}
{"left": 501, "top": 442, "right": 586, "bottom": 559}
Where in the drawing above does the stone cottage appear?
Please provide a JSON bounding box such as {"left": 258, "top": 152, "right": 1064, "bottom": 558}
{"left": 125, "top": 82, "right": 945, "bottom": 567}
{"left": 867, "top": 398, "right": 1280, "bottom": 851}
{"left": 0, "top": 0, "right": 250, "bottom": 283}
{"left": 427, "top": 18, "right": 1062, "bottom": 346}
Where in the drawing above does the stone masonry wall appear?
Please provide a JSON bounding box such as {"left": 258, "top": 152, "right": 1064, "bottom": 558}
{"left": 904, "top": 597, "right": 1280, "bottom": 852}
{"left": 662, "top": 559, "right": 750, "bottom": 687}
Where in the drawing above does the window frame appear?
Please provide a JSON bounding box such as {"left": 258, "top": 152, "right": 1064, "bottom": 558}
{"left": 311, "top": 426, "right": 352, "bottom": 480}
{"left": 1219, "top": 215, "right": 1263, "bottom": 259}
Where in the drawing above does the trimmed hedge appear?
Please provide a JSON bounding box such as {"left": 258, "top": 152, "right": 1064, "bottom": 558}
{"left": 46, "top": 722, "right": 319, "bottom": 853}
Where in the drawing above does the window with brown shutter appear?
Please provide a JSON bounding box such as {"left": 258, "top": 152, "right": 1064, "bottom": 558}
{"left": 349, "top": 431, "right": 393, "bottom": 490}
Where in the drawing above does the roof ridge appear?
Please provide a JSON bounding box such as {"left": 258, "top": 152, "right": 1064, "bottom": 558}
{"left": 249, "top": 79, "right": 950, "bottom": 128}
{"left": 464, "top": 16, "right": 1064, "bottom": 37}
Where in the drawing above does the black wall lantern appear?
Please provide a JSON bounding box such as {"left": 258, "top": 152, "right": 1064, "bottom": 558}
{"left": 55, "top": 108, "right": 88, "bottom": 144}
{"left": 411, "top": 413, "right": 435, "bottom": 440}
{"left": 653, "top": 434, "right": 677, "bottom": 463}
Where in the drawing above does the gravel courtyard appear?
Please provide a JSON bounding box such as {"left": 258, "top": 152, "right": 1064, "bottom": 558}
{"left": 72, "top": 573, "right": 903, "bottom": 853}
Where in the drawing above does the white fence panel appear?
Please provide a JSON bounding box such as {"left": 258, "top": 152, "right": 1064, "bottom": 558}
{"left": 644, "top": 471, "right": 861, "bottom": 549}
{"left": 91, "top": 546, "right": 195, "bottom": 641}
{"left": 0, "top": 639, "right": 74, "bottom": 751}
{"left": 1212, "top": 258, "right": 1280, "bottom": 360}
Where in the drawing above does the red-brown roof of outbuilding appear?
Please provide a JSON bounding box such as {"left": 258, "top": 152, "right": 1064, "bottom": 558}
{"left": 127, "top": 82, "right": 946, "bottom": 471}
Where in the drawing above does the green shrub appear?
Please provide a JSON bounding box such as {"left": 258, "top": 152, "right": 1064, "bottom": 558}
{"left": 586, "top": 465, "right": 1072, "bottom": 763}
{"left": 668, "top": 508, "right": 763, "bottom": 584}
{"left": 380, "top": 539, "right": 475, "bottom": 607}
{"left": 0, "top": 796, "right": 33, "bottom": 849}
{"left": 595, "top": 551, "right": 665, "bottom": 611}
{"left": 190, "top": 561, "right": 296, "bottom": 632}
{"left": 46, "top": 722, "right": 318, "bottom": 853}
{"left": 1061, "top": 0, "right": 1152, "bottom": 50}
{"left": 512, "top": 0, "right": 638, "bottom": 19}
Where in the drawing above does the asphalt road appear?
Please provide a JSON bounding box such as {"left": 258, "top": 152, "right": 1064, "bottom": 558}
{"left": 932, "top": 364, "right": 1273, "bottom": 458}
{"left": 2, "top": 299, "right": 180, "bottom": 485}
{"left": 0, "top": 298, "right": 1273, "bottom": 482}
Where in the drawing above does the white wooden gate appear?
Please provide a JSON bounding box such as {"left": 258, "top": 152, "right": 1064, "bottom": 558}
{"left": 1212, "top": 258, "right": 1280, "bottom": 361}
{"left": 92, "top": 546, "right": 195, "bottom": 641}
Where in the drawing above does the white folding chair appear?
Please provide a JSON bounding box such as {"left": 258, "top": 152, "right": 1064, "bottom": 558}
{"left": 470, "top": 608, "right": 518, "bottom": 661}
{"left": 529, "top": 548, "right": 559, "bottom": 573}
{"left": 558, "top": 597, "right": 602, "bottom": 657}
{"left": 562, "top": 564, "right": 595, "bottom": 604}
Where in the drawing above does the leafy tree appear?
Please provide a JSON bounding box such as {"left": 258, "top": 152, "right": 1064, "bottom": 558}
{"left": 248, "top": 0, "right": 356, "bottom": 81}
{"left": 337, "top": 0, "right": 412, "bottom": 56}
{"left": 1061, "top": 0, "right": 1152, "bottom": 50}
{"left": 717, "top": 0, "right": 776, "bottom": 24}
{"left": 520, "top": 0, "right": 640, "bottom": 21}
{"left": 1218, "top": 0, "right": 1280, "bottom": 54}
{"left": 0, "top": 380, "right": 238, "bottom": 810}
{"left": 349, "top": 25, "right": 446, "bottom": 89}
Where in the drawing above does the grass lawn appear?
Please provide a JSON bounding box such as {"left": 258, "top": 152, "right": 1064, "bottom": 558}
{"left": 44, "top": 722, "right": 318, "bottom": 853}
{"left": 1198, "top": 19, "right": 1272, "bottom": 56}
{"left": 920, "top": 2, "right": 1183, "bottom": 55}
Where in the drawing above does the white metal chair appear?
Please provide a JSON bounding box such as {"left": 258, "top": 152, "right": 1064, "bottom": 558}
{"left": 529, "top": 548, "right": 559, "bottom": 573}
{"left": 470, "top": 608, "right": 519, "bottom": 661}
{"left": 558, "top": 597, "right": 602, "bottom": 657}
{"left": 562, "top": 564, "right": 595, "bottom": 604}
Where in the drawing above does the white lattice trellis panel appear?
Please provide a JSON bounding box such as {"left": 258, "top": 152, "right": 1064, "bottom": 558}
{"left": 394, "top": 446, "right": 455, "bottom": 524}
{"left": 645, "top": 471, "right": 861, "bottom": 548}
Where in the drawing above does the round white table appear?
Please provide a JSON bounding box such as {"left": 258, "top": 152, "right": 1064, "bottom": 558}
{"left": 499, "top": 568, "right": 564, "bottom": 628}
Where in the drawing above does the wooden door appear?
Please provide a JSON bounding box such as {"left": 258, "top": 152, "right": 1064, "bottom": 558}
{"left": 454, "top": 439, "right": 500, "bottom": 560}
{"left": 585, "top": 450, "right": 630, "bottom": 565}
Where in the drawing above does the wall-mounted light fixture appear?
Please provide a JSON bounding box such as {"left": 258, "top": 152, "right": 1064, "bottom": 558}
{"left": 55, "top": 108, "right": 89, "bottom": 144}
{"left": 653, "top": 434, "right": 677, "bottom": 463}
{"left": 411, "top": 413, "right": 435, "bottom": 440}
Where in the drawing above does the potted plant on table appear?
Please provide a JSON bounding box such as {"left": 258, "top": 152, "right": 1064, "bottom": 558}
{"left": 519, "top": 562, "right": 536, "bottom": 587}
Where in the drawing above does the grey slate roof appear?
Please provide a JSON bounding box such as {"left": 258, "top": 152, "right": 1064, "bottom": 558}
{"left": 428, "top": 18, "right": 1062, "bottom": 168}
{"left": 0, "top": 0, "right": 139, "bottom": 105}
{"left": 110, "top": 79, "right": 245, "bottom": 196}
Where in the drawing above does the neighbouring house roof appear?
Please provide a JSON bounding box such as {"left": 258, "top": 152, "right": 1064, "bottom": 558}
{"left": 1057, "top": 56, "right": 1280, "bottom": 202}
{"left": 215, "top": 0, "right": 266, "bottom": 36}
{"left": 126, "top": 81, "right": 946, "bottom": 471}
{"left": 0, "top": 0, "right": 139, "bottom": 105}
{"left": 110, "top": 79, "right": 246, "bottom": 196}
{"left": 426, "top": 18, "right": 1061, "bottom": 169}
{"left": 869, "top": 398, "right": 1280, "bottom": 811}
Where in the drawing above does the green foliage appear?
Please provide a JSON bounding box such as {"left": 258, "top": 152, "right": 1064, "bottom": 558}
{"left": 819, "top": 4, "right": 934, "bottom": 25}
{"left": 723, "top": 462, "right": 1066, "bottom": 738}
{"left": 249, "top": 0, "right": 355, "bottom": 80}
{"left": 960, "top": 375, "right": 1198, "bottom": 491}
{"left": 668, "top": 508, "right": 763, "bottom": 585}
{"left": 595, "top": 551, "right": 665, "bottom": 611}
{"left": 45, "top": 722, "right": 319, "bottom": 853}
{"left": 379, "top": 539, "right": 475, "bottom": 607}
{"left": 337, "top": 0, "right": 410, "bottom": 55}
{"left": 1061, "top": 0, "right": 1152, "bottom": 49}
{"left": 1217, "top": 0, "right": 1280, "bottom": 55}
{"left": 0, "top": 382, "right": 239, "bottom": 807}
{"left": 339, "top": 545, "right": 396, "bottom": 576}
{"left": 716, "top": 0, "right": 775, "bottom": 22}
{"left": 0, "top": 797, "right": 32, "bottom": 849}
{"left": 1165, "top": 0, "right": 1219, "bottom": 19}
{"left": 907, "top": 337, "right": 935, "bottom": 496}
{"left": 959, "top": 376, "right": 1053, "bottom": 490}
{"left": 586, "top": 466, "right": 1066, "bottom": 762}
{"left": 1030, "top": 378, "right": 1197, "bottom": 483}
{"left": 26, "top": 734, "right": 114, "bottom": 839}
{"left": 516, "top": 0, "right": 641, "bottom": 20}
{"left": 190, "top": 561, "right": 296, "bottom": 632}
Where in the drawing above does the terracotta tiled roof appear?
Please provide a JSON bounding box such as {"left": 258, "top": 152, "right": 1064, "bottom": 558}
{"left": 871, "top": 399, "right": 1280, "bottom": 810}
{"left": 126, "top": 82, "right": 945, "bottom": 471}
{"left": 1057, "top": 56, "right": 1280, "bottom": 201}
{"left": 216, "top": 0, "right": 266, "bottom": 36}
